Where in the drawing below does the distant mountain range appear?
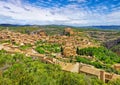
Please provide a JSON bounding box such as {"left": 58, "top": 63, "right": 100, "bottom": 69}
{"left": 0, "top": 24, "right": 31, "bottom": 27}
{"left": 84, "top": 26, "right": 120, "bottom": 30}
{"left": 0, "top": 24, "right": 120, "bottom": 30}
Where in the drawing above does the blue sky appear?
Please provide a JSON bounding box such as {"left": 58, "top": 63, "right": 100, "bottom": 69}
{"left": 0, "top": 0, "right": 120, "bottom": 26}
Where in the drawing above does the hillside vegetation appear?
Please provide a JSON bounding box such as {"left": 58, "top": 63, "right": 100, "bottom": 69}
{"left": 0, "top": 25, "right": 65, "bottom": 35}
{"left": 77, "top": 47, "right": 120, "bottom": 74}
{"left": 1, "top": 26, "right": 120, "bottom": 84}
{"left": 0, "top": 50, "right": 105, "bottom": 85}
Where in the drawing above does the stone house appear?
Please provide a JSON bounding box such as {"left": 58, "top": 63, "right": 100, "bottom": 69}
{"left": 64, "top": 28, "right": 74, "bottom": 36}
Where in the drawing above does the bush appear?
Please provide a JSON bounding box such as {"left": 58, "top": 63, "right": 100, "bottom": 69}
{"left": 108, "top": 78, "right": 120, "bottom": 85}
{"left": 19, "top": 44, "right": 32, "bottom": 50}
{"left": 76, "top": 47, "right": 120, "bottom": 74}
{"left": 76, "top": 56, "right": 91, "bottom": 64}
{"left": 35, "top": 46, "right": 45, "bottom": 54}
{"left": 0, "top": 50, "right": 105, "bottom": 85}
{"left": 35, "top": 43, "right": 61, "bottom": 54}
{"left": 77, "top": 47, "right": 120, "bottom": 64}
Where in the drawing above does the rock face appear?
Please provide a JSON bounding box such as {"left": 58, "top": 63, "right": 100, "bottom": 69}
{"left": 64, "top": 28, "right": 74, "bottom": 36}
{"left": 104, "top": 38, "right": 120, "bottom": 49}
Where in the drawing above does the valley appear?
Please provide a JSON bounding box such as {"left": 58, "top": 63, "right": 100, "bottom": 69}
{"left": 0, "top": 26, "right": 120, "bottom": 84}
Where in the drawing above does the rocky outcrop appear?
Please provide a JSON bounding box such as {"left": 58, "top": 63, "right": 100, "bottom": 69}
{"left": 104, "top": 38, "right": 120, "bottom": 49}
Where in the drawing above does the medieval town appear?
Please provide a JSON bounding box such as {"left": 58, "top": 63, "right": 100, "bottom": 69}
{"left": 0, "top": 27, "right": 120, "bottom": 84}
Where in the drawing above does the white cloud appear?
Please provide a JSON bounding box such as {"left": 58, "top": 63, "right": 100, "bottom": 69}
{"left": 0, "top": 0, "right": 120, "bottom": 26}
{"left": 0, "top": 1, "right": 69, "bottom": 21}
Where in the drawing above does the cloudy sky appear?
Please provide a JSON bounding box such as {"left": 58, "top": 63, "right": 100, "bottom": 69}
{"left": 0, "top": 0, "right": 120, "bottom": 26}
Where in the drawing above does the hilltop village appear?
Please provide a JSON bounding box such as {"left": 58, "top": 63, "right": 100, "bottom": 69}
{"left": 0, "top": 28, "right": 98, "bottom": 56}
{"left": 0, "top": 27, "right": 120, "bottom": 83}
